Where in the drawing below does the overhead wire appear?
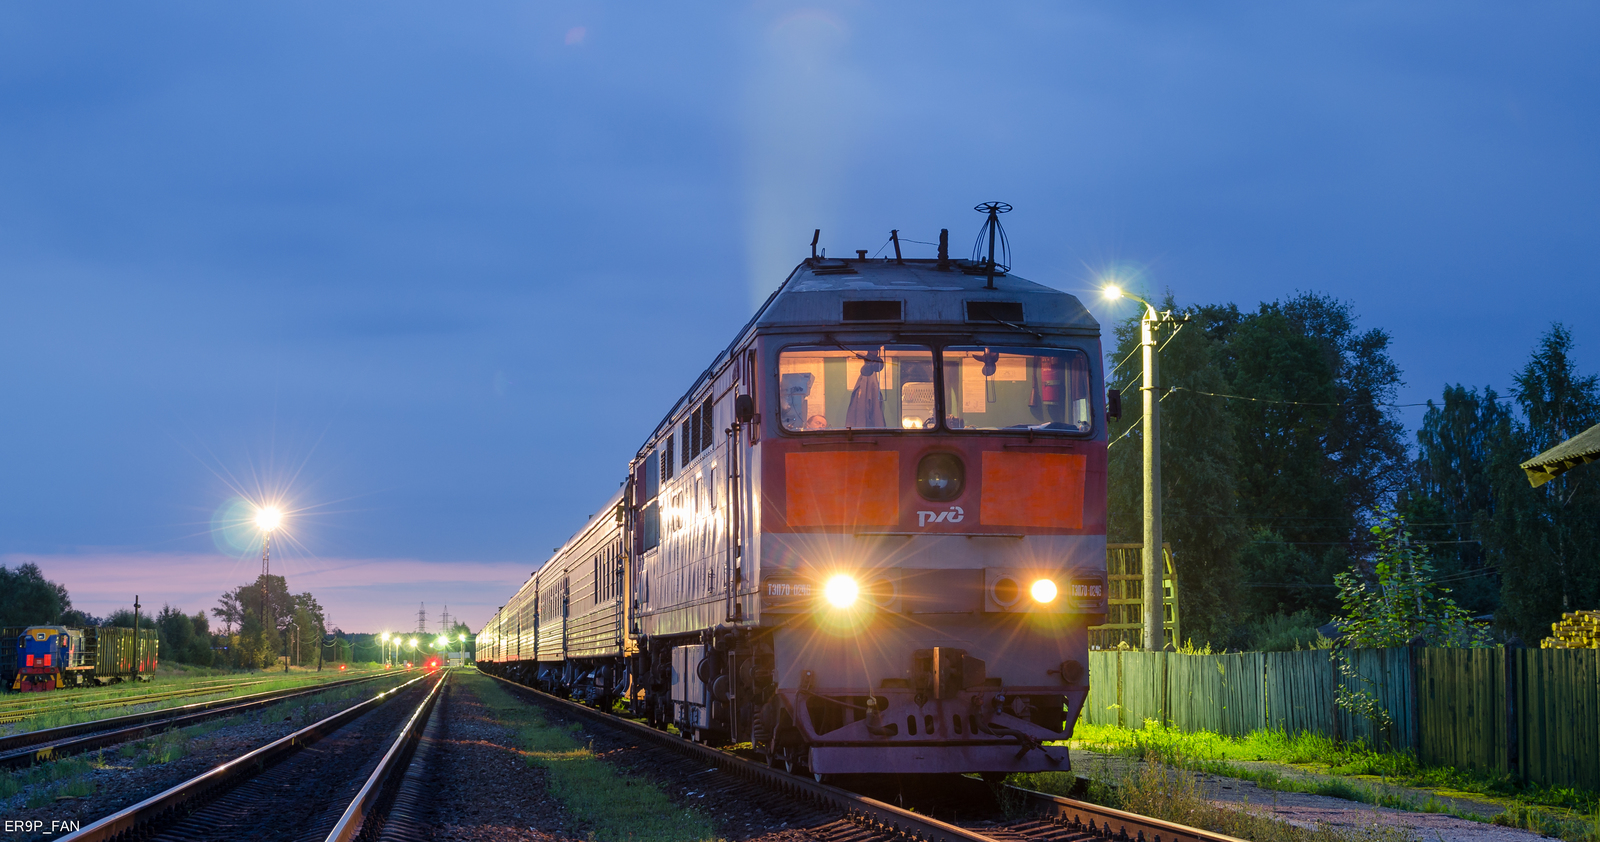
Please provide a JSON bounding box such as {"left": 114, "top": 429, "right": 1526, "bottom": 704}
{"left": 1168, "top": 386, "right": 1518, "bottom": 409}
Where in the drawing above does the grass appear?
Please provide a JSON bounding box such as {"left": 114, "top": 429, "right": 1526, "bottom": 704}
{"left": 1066, "top": 720, "right": 1600, "bottom": 841}
{"left": 466, "top": 672, "right": 723, "bottom": 842}
{"left": 1016, "top": 761, "right": 1419, "bottom": 842}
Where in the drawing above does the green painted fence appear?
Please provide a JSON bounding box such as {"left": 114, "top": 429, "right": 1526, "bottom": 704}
{"left": 1087, "top": 647, "right": 1600, "bottom": 791}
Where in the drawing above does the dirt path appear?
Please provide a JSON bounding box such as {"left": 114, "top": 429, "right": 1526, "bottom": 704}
{"left": 1068, "top": 751, "right": 1553, "bottom": 842}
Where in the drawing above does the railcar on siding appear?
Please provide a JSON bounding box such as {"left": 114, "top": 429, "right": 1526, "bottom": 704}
{"left": 479, "top": 233, "right": 1108, "bottom": 777}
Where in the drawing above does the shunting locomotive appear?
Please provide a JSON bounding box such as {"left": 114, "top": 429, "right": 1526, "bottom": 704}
{"left": 8, "top": 625, "right": 160, "bottom": 692}
{"left": 478, "top": 208, "right": 1108, "bottom": 776}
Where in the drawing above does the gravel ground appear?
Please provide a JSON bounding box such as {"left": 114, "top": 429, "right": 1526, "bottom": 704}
{"left": 441, "top": 676, "right": 845, "bottom": 842}
{"left": 414, "top": 680, "right": 576, "bottom": 841}
{"left": 1069, "top": 751, "right": 1555, "bottom": 842}
{"left": 0, "top": 678, "right": 411, "bottom": 842}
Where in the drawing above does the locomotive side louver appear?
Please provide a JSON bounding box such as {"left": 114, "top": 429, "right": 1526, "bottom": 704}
{"left": 842, "top": 300, "right": 903, "bottom": 322}
{"left": 966, "top": 301, "right": 1024, "bottom": 323}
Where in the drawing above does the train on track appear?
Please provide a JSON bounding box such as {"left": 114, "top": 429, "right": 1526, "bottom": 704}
{"left": 4, "top": 625, "right": 160, "bottom": 692}
{"left": 478, "top": 213, "right": 1109, "bottom": 776}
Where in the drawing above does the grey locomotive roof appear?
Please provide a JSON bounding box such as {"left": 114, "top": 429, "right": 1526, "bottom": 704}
{"left": 757, "top": 258, "right": 1098, "bottom": 331}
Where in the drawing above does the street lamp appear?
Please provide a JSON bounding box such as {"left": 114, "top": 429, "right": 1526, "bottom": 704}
{"left": 255, "top": 506, "right": 282, "bottom": 635}
{"left": 1102, "top": 285, "right": 1168, "bottom": 651}
{"left": 381, "top": 632, "right": 391, "bottom": 667}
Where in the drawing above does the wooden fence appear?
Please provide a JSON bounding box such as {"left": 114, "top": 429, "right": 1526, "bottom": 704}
{"left": 1085, "top": 647, "right": 1600, "bottom": 790}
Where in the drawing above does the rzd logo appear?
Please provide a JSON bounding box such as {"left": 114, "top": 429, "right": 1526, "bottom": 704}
{"left": 917, "top": 506, "right": 964, "bottom": 527}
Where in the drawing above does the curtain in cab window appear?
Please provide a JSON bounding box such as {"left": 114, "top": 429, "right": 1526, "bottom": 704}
{"left": 943, "top": 347, "right": 1093, "bottom": 432}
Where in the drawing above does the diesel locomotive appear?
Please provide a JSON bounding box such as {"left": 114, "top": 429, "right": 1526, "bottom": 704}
{"left": 478, "top": 228, "right": 1108, "bottom": 776}
{"left": 7, "top": 625, "right": 160, "bottom": 692}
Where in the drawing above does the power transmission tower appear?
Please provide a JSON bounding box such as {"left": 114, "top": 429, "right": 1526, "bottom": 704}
{"left": 416, "top": 602, "right": 427, "bottom": 635}
{"left": 440, "top": 606, "right": 451, "bottom": 635}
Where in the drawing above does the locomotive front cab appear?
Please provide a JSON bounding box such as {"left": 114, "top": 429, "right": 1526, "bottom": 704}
{"left": 14, "top": 626, "right": 77, "bottom": 692}
{"left": 747, "top": 263, "right": 1109, "bottom": 776}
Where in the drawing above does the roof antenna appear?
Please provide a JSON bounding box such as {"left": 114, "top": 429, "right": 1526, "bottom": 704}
{"left": 810, "top": 229, "right": 820, "bottom": 260}
{"left": 890, "top": 230, "right": 903, "bottom": 264}
{"left": 936, "top": 229, "right": 949, "bottom": 270}
{"left": 972, "top": 202, "right": 1012, "bottom": 290}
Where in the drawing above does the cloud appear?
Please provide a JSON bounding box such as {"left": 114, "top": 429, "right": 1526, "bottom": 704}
{"left": 6, "top": 551, "right": 529, "bottom": 635}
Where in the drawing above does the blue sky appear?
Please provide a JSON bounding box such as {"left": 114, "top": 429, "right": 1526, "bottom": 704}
{"left": 2, "top": 2, "right": 1595, "bottom": 632}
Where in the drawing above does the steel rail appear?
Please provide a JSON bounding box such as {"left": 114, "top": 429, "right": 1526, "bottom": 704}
{"left": 1004, "top": 784, "right": 1250, "bottom": 842}
{"left": 0, "top": 672, "right": 401, "bottom": 768}
{"left": 0, "top": 677, "right": 273, "bottom": 718}
{"left": 480, "top": 672, "right": 998, "bottom": 842}
{"left": 0, "top": 674, "right": 384, "bottom": 724}
{"left": 58, "top": 672, "right": 436, "bottom": 842}
{"left": 482, "top": 671, "right": 1248, "bottom": 842}
{"left": 324, "top": 669, "right": 450, "bottom": 841}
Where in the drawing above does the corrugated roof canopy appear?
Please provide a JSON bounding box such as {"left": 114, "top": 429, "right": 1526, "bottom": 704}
{"left": 1521, "top": 422, "right": 1600, "bottom": 487}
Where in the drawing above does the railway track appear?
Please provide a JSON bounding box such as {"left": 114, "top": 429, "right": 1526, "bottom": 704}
{"left": 60, "top": 669, "right": 447, "bottom": 842}
{"left": 482, "top": 671, "right": 1248, "bottom": 842}
{"left": 0, "top": 672, "right": 403, "bottom": 770}
{"left": 0, "top": 672, "right": 396, "bottom": 725}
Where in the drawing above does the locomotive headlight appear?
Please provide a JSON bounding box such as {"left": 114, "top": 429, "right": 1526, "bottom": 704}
{"left": 1030, "top": 578, "right": 1059, "bottom": 604}
{"left": 824, "top": 574, "right": 859, "bottom": 608}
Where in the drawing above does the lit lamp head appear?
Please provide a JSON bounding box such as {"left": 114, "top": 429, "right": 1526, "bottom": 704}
{"left": 409, "top": 638, "right": 417, "bottom": 648}
{"left": 1101, "top": 284, "right": 1123, "bottom": 301}
{"left": 255, "top": 507, "right": 282, "bottom": 532}
{"left": 381, "top": 633, "right": 390, "bottom": 642}
{"left": 823, "top": 574, "right": 859, "bottom": 608}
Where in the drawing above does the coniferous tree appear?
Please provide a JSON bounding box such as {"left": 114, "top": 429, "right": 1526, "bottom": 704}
{"left": 1400, "top": 385, "right": 1511, "bottom": 615}
{"left": 1484, "top": 325, "right": 1600, "bottom": 639}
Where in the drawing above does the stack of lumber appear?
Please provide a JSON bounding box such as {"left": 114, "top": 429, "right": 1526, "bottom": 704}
{"left": 1542, "top": 610, "right": 1600, "bottom": 648}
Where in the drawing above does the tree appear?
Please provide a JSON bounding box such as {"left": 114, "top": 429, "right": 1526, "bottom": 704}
{"left": 1203, "top": 294, "right": 1406, "bottom": 624}
{"left": 1335, "top": 513, "right": 1490, "bottom": 647}
{"left": 156, "top": 604, "right": 216, "bottom": 666}
{"left": 212, "top": 590, "right": 243, "bottom": 636}
{"left": 1399, "top": 385, "right": 1512, "bottom": 615}
{"left": 1483, "top": 324, "right": 1600, "bottom": 639}
{"left": 105, "top": 608, "right": 157, "bottom": 629}
{"left": 1107, "top": 291, "right": 1405, "bottom": 647}
{"left": 0, "top": 563, "right": 73, "bottom": 626}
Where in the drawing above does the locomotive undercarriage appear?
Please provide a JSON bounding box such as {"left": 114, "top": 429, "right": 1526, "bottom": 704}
{"left": 630, "top": 625, "right": 1078, "bottom": 775}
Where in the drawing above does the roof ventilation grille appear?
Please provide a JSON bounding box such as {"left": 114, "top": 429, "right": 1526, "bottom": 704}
{"left": 966, "top": 301, "right": 1024, "bottom": 323}
{"left": 843, "top": 301, "right": 903, "bottom": 322}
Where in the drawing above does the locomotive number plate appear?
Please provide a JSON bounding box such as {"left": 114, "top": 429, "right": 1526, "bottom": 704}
{"left": 762, "top": 580, "right": 813, "bottom": 611}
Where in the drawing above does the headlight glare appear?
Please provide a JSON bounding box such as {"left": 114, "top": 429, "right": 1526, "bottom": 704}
{"left": 824, "top": 575, "right": 859, "bottom": 608}
{"left": 1031, "top": 578, "right": 1058, "bottom": 603}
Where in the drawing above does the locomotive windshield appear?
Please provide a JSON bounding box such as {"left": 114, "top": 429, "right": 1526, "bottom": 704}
{"left": 943, "top": 346, "right": 1094, "bottom": 432}
{"left": 778, "top": 345, "right": 936, "bottom": 431}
